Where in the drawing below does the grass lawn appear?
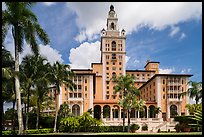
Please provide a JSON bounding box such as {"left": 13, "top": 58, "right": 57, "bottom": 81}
{"left": 35, "top": 132, "right": 202, "bottom": 135}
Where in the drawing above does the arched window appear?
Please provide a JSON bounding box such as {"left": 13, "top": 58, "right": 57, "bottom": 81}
{"left": 170, "top": 105, "right": 178, "bottom": 118}
{"left": 112, "top": 72, "right": 116, "bottom": 78}
{"left": 111, "top": 22, "right": 114, "bottom": 30}
{"left": 112, "top": 41, "right": 116, "bottom": 51}
{"left": 72, "top": 104, "right": 80, "bottom": 116}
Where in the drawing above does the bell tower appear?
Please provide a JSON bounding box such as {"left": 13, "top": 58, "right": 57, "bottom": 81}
{"left": 100, "top": 5, "right": 126, "bottom": 100}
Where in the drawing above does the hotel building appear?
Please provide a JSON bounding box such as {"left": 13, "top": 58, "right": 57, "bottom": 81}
{"left": 45, "top": 5, "right": 192, "bottom": 131}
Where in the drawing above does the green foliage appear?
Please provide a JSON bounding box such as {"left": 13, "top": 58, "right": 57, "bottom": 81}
{"left": 141, "top": 123, "right": 148, "bottom": 131}
{"left": 189, "top": 109, "right": 202, "bottom": 129}
{"left": 185, "top": 103, "right": 202, "bottom": 115}
{"left": 2, "top": 128, "right": 53, "bottom": 135}
{"left": 59, "top": 112, "right": 103, "bottom": 133}
{"left": 130, "top": 123, "right": 140, "bottom": 132}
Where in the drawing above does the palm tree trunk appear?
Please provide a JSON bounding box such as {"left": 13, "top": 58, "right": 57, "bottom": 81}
{"left": 26, "top": 90, "right": 30, "bottom": 130}
{"left": 2, "top": 101, "right": 5, "bottom": 131}
{"left": 14, "top": 26, "right": 24, "bottom": 135}
{"left": 12, "top": 101, "right": 16, "bottom": 131}
{"left": 128, "top": 109, "right": 130, "bottom": 132}
{"left": 36, "top": 98, "right": 40, "bottom": 129}
{"left": 123, "top": 107, "right": 125, "bottom": 132}
{"left": 54, "top": 90, "right": 58, "bottom": 132}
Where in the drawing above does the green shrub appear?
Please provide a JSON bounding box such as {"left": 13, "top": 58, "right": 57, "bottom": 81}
{"left": 141, "top": 123, "right": 148, "bottom": 131}
{"left": 130, "top": 124, "right": 140, "bottom": 132}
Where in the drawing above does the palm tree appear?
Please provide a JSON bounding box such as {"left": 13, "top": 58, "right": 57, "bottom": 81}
{"left": 153, "top": 107, "right": 162, "bottom": 118}
{"left": 49, "top": 61, "right": 75, "bottom": 132}
{"left": 2, "top": 48, "right": 15, "bottom": 131}
{"left": 2, "top": 2, "right": 50, "bottom": 134}
{"left": 112, "top": 74, "right": 136, "bottom": 132}
{"left": 179, "top": 81, "right": 202, "bottom": 104}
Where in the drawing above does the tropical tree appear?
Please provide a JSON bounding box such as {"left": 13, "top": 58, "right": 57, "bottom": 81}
{"left": 185, "top": 103, "right": 202, "bottom": 115}
{"left": 153, "top": 107, "right": 162, "bottom": 118}
{"left": 2, "top": 2, "right": 50, "bottom": 134}
{"left": 179, "top": 81, "right": 202, "bottom": 104}
{"left": 49, "top": 61, "right": 75, "bottom": 132}
{"left": 58, "top": 102, "right": 71, "bottom": 118}
{"left": 112, "top": 74, "right": 136, "bottom": 132}
{"left": 2, "top": 48, "right": 15, "bottom": 131}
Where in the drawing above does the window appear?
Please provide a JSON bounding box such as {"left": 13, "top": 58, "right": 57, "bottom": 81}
{"left": 112, "top": 72, "right": 116, "bottom": 77}
{"left": 78, "top": 85, "right": 82, "bottom": 90}
{"left": 163, "top": 94, "right": 165, "bottom": 99}
{"left": 112, "top": 96, "right": 116, "bottom": 99}
{"left": 106, "top": 67, "right": 109, "bottom": 70}
{"left": 85, "top": 94, "right": 87, "bottom": 98}
{"left": 112, "top": 53, "right": 116, "bottom": 59}
{"left": 106, "top": 73, "right": 109, "bottom": 76}
{"left": 163, "top": 88, "right": 165, "bottom": 92}
{"left": 119, "top": 62, "right": 122, "bottom": 65}
{"left": 182, "top": 80, "right": 184, "bottom": 84}
{"left": 163, "top": 80, "right": 165, "bottom": 84}
{"left": 69, "top": 93, "right": 73, "bottom": 98}
{"left": 78, "top": 93, "right": 82, "bottom": 98}
{"left": 119, "top": 68, "right": 122, "bottom": 70}
{"left": 85, "top": 86, "right": 87, "bottom": 91}
{"left": 147, "top": 74, "right": 150, "bottom": 76}
{"left": 106, "top": 62, "right": 109, "bottom": 65}
{"left": 112, "top": 67, "right": 116, "bottom": 70}
{"left": 107, "top": 91, "right": 109, "bottom": 94}
{"left": 107, "top": 86, "right": 109, "bottom": 89}
{"left": 118, "top": 44, "right": 123, "bottom": 51}
{"left": 106, "top": 55, "right": 109, "bottom": 59}
{"left": 106, "top": 81, "right": 109, "bottom": 84}
{"left": 119, "top": 55, "right": 122, "bottom": 60}
{"left": 113, "top": 62, "right": 115, "bottom": 65}
{"left": 85, "top": 78, "right": 87, "bottom": 83}
{"left": 74, "top": 93, "right": 77, "bottom": 98}
{"left": 112, "top": 41, "right": 116, "bottom": 51}
{"left": 106, "top": 95, "right": 109, "bottom": 99}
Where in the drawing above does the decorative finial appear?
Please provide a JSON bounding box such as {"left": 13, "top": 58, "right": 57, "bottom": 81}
{"left": 110, "top": 5, "right": 114, "bottom": 11}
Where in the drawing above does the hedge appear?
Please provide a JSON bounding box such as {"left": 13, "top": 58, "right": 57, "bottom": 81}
{"left": 2, "top": 128, "right": 53, "bottom": 135}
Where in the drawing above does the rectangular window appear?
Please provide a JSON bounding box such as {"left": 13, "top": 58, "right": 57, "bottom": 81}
{"left": 78, "top": 85, "right": 82, "bottom": 90}
{"left": 106, "top": 67, "right": 109, "bottom": 70}
{"left": 106, "top": 95, "right": 109, "bottom": 99}
{"left": 106, "top": 62, "right": 109, "bottom": 65}
{"left": 119, "top": 55, "right": 122, "bottom": 60}
{"left": 85, "top": 86, "right": 87, "bottom": 91}
{"left": 163, "top": 80, "right": 165, "bottom": 84}
{"left": 107, "top": 91, "right": 109, "bottom": 94}
{"left": 113, "top": 62, "right": 115, "bottom": 65}
{"left": 106, "top": 81, "right": 109, "bottom": 84}
{"left": 112, "top": 67, "right": 116, "bottom": 70}
{"left": 119, "top": 68, "right": 122, "bottom": 70}
{"left": 85, "top": 78, "right": 87, "bottom": 83}
{"left": 163, "top": 94, "right": 165, "bottom": 99}
{"left": 106, "top": 55, "right": 109, "bottom": 59}
{"left": 74, "top": 93, "right": 77, "bottom": 98}
{"left": 69, "top": 93, "right": 73, "bottom": 98}
{"left": 85, "top": 94, "right": 87, "bottom": 99}
{"left": 78, "top": 93, "right": 82, "bottom": 98}
{"left": 163, "top": 88, "right": 165, "bottom": 92}
{"left": 107, "top": 86, "right": 109, "bottom": 89}
{"left": 119, "top": 62, "right": 122, "bottom": 65}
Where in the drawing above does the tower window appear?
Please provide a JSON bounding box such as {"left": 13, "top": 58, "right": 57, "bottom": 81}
{"left": 111, "top": 22, "right": 114, "bottom": 30}
{"left": 112, "top": 41, "right": 116, "bottom": 51}
{"left": 112, "top": 53, "right": 116, "bottom": 59}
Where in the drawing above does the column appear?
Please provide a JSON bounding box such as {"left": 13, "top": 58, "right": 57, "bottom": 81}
{"left": 110, "top": 108, "right": 113, "bottom": 119}
{"left": 138, "top": 111, "right": 140, "bottom": 118}
{"left": 147, "top": 108, "right": 149, "bottom": 118}
{"left": 101, "top": 108, "right": 103, "bottom": 119}
{"left": 119, "top": 108, "right": 121, "bottom": 119}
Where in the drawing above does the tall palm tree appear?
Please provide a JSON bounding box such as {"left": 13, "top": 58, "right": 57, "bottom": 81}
{"left": 124, "top": 87, "right": 145, "bottom": 132}
{"left": 49, "top": 61, "right": 75, "bottom": 132}
{"left": 179, "top": 81, "right": 202, "bottom": 104}
{"left": 112, "top": 74, "right": 136, "bottom": 132}
{"left": 2, "top": 2, "right": 50, "bottom": 134}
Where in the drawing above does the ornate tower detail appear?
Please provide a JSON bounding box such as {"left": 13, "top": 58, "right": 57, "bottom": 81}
{"left": 100, "top": 5, "right": 126, "bottom": 100}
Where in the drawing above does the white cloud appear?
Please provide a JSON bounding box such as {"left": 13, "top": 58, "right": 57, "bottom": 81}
{"left": 66, "top": 2, "right": 202, "bottom": 42}
{"left": 181, "top": 68, "right": 191, "bottom": 74}
{"left": 4, "top": 35, "right": 63, "bottom": 65}
{"left": 125, "top": 56, "right": 130, "bottom": 67}
{"left": 169, "top": 26, "right": 180, "bottom": 37}
{"left": 69, "top": 41, "right": 101, "bottom": 69}
{"left": 179, "top": 33, "right": 186, "bottom": 40}
{"left": 159, "top": 67, "right": 175, "bottom": 74}
{"left": 42, "top": 2, "right": 56, "bottom": 6}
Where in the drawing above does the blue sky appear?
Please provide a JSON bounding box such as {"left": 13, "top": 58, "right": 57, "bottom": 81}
{"left": 3, "top": 2, "right": 202, "bottom": 109}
